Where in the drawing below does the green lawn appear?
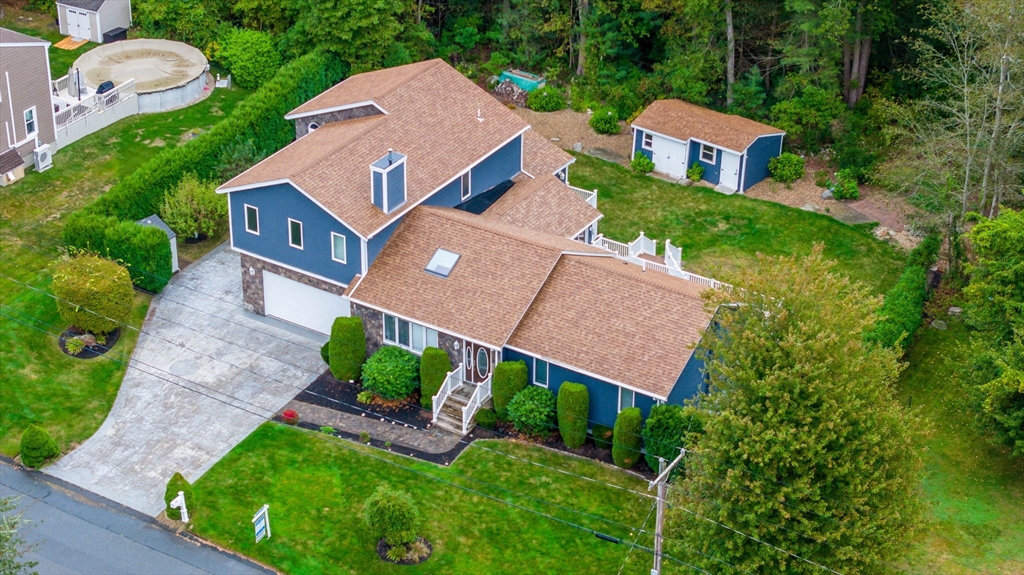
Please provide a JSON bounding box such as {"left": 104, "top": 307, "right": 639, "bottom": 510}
{"left": 0, "top": 83, "right": 250, "bottom": 456}
{"left": 569, "top": 154, "right": 905, "bottom": 295}
{"left": 895, "top": 316, "right": 1024, "bottom": 574}
{"left": 193, "top": 424, "right": 687, "bottom": 575}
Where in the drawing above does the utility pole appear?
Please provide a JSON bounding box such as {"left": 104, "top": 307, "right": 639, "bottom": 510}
{"left": 648, "top": 449, "right": 686, "bottom": 575}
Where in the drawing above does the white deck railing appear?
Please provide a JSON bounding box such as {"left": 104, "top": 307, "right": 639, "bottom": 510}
{"left": 432, "top": 362, "right": 463, "bottom": 423}
{"left": 593, "top": 234, "right": 630, "bottom": 258}
{"left": 593, "top": 232, "right": 730, "bottom": 290}
{"left": 569, "top": 185, "right": 598, "bottom": 208}
{"left": 55, "top": 79, "right": 137, "bottom": 128}
{"left": 665, "top": 239, "right": 683, "bottom": 269}
{"left": 52, "top": 75, "right": 70, "bottom": 95}
{"left": 629, "top": 231, "right": 657, "bottom": 257}
{"left": 462, "top": 374, "right": 492, "bottom": 433}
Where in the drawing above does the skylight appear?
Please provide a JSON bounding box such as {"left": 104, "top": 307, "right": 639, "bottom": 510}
{"left": 425, "top": 248, "right": 460, "bottom": 278}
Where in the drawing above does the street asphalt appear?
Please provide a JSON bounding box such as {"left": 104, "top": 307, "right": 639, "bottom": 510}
{"left": 0, "top": 461, "right": 272, "bottom": 574}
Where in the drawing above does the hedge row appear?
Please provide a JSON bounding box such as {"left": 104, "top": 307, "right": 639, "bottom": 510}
{"left": 63, "top": 213, "right": 173, "bottom": 292}
{"left": 865, "top": 233, "right": 941, "bottom": 351}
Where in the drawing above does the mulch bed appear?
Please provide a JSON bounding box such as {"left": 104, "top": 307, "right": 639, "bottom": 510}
{"left": 57, "top": 327, "right": 121, "bottom": 360}
{"left": 297, "top": 372, "right": 433, "bottom": 428}
{"left": 376, "top": 537, "right": 432, "bottom": 565}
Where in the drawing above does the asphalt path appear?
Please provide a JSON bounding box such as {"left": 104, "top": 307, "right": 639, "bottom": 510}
{"left": 0, "top": 461, "right": 272, "bottom": 574}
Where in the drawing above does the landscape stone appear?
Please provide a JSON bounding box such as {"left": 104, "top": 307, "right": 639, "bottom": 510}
{"left": 800, "top": 203, "right": 819, "bottom": 212}
{"left": 931, "top": 319, "right": 948, "bottom": 330}
{"left": 573, "top": 142, "right": 583, "bottom": 152}
{"left": 821, "top": 188, "right": 834, "bottom": 200}
{"left": 948, "top": 306, "right": 963, "bottom": 315}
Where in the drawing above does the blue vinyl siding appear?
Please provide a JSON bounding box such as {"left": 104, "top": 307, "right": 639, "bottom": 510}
{"left": 690, "top": 141, "right": 722, "bottom": 185}
{"left": 422, "top": 178, "right": 462, "bottom": 208}
{"left": 386, "top": 164, "right": 406, "bottom": 211}
{"left": 470, "top": 136, "right": 522, "bottom": 195}
{"left": 503, "top": 348, "right": 663, "bottom": 428}
{"left": 228, "top": 183, "right": 362, "bottom": 285}
{"left": 741, "top": 134, "right": 784, "bottom": 192}
{"left": 372, "top": 171, "right": 384, "bottom": 211}
{"left": 667, "top": 351, "right": 708, "bottom": 406}
{"left": 366, "top": 217, "right": 402, "bottom": 267}
{"left": 632, "top": 129, "right": 652, "bottom": 160}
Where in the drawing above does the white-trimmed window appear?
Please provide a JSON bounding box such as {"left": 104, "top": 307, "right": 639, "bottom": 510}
{"left": 383, "top": 313, "right": 438, "bottom": 353}
{"left": 24, "top": 107, "right": 36, "bottom": 137}
{"left": 288, "top": 218, "right": 303, "bottom": 249}
{"left": 331, "top": 232, "right": 347, "bottom": 263}
{"left": 533, "top": 358, "right": 548, "bottom": 387}
{"left": 460, "top": 171, "right": 471, "bottom": 200}
{"left": 244, "top": 204, "right": 259, "bottom": 234}
{"left": 700, "top": 143, "right": 716, "bottom": 163}
{"left": 307, "top": 122, "right": 320, "bottom": 134}
{"left": 618, "top": 387, "right": 635, "bottom": 412}
{"left": 642, "top": 132, "right": 653, "bottom": 150}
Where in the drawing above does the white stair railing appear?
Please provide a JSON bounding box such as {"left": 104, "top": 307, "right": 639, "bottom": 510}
{"left": 628, "top": 231, "right": 657, "bottom": 257}
{"left": 594, "top": 234, "right": 630, "bottom": 258}
{"left": 461, "top": 374, "right": 493, "bottom": 433}
{"left": 52, "top": 75, "right": 70, "bottom": 95}
{"left": 665, "top": 239, "right": 683, "bottom": 270}
{"left": 432, "top": 362, "right": 463, "bottom": 423}
{"left": 569, "top": 185, "right": 598, "bottom": 208}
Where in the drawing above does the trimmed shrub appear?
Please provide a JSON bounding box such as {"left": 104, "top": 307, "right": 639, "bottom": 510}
{"left": 527, "top": 85, "right": 566, "bottom": 112}
{"left": 507, "top": 386, "right": 556, "bottom": 436}
{"left": 589, "top": 107, "right": 620, "bottom": 135}
{"left": 687, "top": 162, "right": 705, "bottom": 182}
{"left": 19, "top": 424, "right": 59, "bottom": 468}
{"left": 475, "top": 408, "right": 497, "bottom": 430}
{"left": 419, "top": 347, "right": 452, "bottom": 409}
{"left": 557, "top": 383, "right": 589, "bottom": 448}
{"left": 104, "top": 221, "right": 173, "bottom": 292}
{"left": 492, "top": 360, "right": 528, "bottom": 419}
{"left": 592, "top": 424, "right": 614, "bottom": 450}
{"left": 814, "top": 169, "right": 830, "bottom": 188}
{"left": 329, "top": 316, "right": 366, "bottom": 381}
{"left": 641, "top": 404, "right": 686, "bottom": 471}
{"left": 363, "top": 485, "right": 421, "bottom": 546}
{"left": 830, "top": 169, "right": 860, "bottom": 200}
{"left": 612, "top": 407, "right": 642, "bottom": 469}
{"left": 63, "top": 212, "right": 117, "bottom": 253}
{"left": 320, "top": 341, "right": 330, "bottom": 364}
{"left": 907, "top": 233, "right": 941, "bottom": 269}
{"left": 361, "top": 346, "right": 420, "bottom": 400}
{"left": 159, "top": 173, "right": 227, "bottom": 240}
{"left": 164, "top": 472, "right": 194, "bottom": 521}
{"left": 864, "top": 266, "right": 928, "bottom": 351}
{"left": 630, "top": 151, "right": 655, "bottom": 174}
{"left": 219, "top": 28, "right": 282, "bottom": 90}
{"left": 52, "top": 255, "right": 133, "bottom": 335}
{"left": 768, "top": 152, "right": 806, "bottom": 184}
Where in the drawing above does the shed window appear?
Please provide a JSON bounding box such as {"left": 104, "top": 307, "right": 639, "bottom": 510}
{"left": 460, "top": 172, "right": 471, "bottom": 200}
{"left": 331, "top": 232, "right": 347, "bottom": 263}
{"left": 619, "top": 387, "right": 635, "bottom": 412}
{"left": 642, "top": 132, "right": 653, "bottom": 150}
{"left": 288, "top": 219, "right": 303, "bottom": 249}
{"left": 425, "top": 248, "right": 460, "bottom": 278}
{"left": 534, "top": 359, "right": 548, "bottom": 387}
{"left": 700, "top": 143, "right": 716, "bottom": 163}
{"left": 244, "top": 205, "right": 259, "bottom": 234}
{"left": 24, "top": 108, "right": 36, "bottom": 136}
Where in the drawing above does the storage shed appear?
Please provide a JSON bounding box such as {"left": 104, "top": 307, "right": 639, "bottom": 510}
{"left": 631, "top": 99, "right": 785, "bottom": 194}
{"left": 57, "top": 0, "right": 132, "bottom": 44}
{"left": 136, "top": 214, "right": 179, "bottom": 273}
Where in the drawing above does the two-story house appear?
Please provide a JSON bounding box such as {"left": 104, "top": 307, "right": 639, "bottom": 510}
{"left": 0, "top": 28, "right": 57, "bottom": 185}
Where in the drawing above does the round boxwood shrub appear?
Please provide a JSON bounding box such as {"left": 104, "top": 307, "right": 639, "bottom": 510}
{"left": 507, "top": 386, "right": 556, "bottom": 436}
{"left": 19, "top": 424, "right": 59, "bottom": 469}
{"left": 592, "top": 424, "right": 614, "bottom": 450}
{"left": 768, "top": 152, "right": 806, "bottom": 184}
{"left": 831, "top": 169, "right": 860, "bottom": 200}
{"left": 527, "top": 85, "right": 566, "bottom": 112}
{"left": 557, "top": 383, "right": 589, "bottom": 448}
{"left": 641, "top": 403, "right": 686, "bottom": 471}
{"left": 630, "top": 151, "right": 655, "bottom": 174}
{"left": 492, "top": 360, "right": 528, "bottom": 419}
{"left": 164, "top": 472, "right": 195, "bottom": 521}
{"left": 589, "top": 107, "right": 621, "bottom": 135}
{"left": 475, "top": 408, "right": 497, "bottom": 430}
{"left": 364, "top": 485, "right": 421, "bottom": 547}
{"left": 52, "top": 254, "right": 133, "bottom": 335}
{"left": 687, "top": 162, "right": 705, "bottom": 182}
{"left": 361, "top": 346, "right": 420, "bottom": 400}
{"left": 612, "top": 407, "right": 643, "bottom": 469}
{"left": 329, "top": 316, "right": 366, "bottom": 381}
{"left": 320, "top": 341, "right": 330, "bottom": 364}
{"left": 219, "top": 29, "right": 282, "bottom": 90}
{"left": 419, "top": 347, "right": 452, "bottom": 409}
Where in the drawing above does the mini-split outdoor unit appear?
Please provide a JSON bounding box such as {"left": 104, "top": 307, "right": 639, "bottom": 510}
{"left": 33, "top": 144, "right": 52, "bottom": 172}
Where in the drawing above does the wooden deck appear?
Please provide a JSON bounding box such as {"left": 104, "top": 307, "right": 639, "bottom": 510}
{"left": 636, "top": 252, "right": 663, "bottom": 264}
{"left": 55, "top": 36, "right": 89, "bottom": 50}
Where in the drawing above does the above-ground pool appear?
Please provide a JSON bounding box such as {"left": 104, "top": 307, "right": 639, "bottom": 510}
{"left": 72, "top": 39, "right": 208, "bottom": 113}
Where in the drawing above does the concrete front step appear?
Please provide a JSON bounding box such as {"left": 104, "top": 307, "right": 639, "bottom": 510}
{"left": 433, "top": 412, "right": 467, "bottom": 434}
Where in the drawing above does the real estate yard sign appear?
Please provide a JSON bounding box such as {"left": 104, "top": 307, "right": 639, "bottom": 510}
{"left": 253, "top": 504, "right": 271, "bottom": 543}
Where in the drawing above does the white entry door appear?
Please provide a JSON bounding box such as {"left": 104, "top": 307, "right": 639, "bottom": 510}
{"left": 719, "top": 151, "right": 741, "bottom": 192}
{"left": 263, "top": 272, "right": 350, "bottom": 335}
{"left": 651, "top": 135, "right": 689, "bottom": 179}
{"left": 67, "top": 10, "right": 91, "bottom": 40}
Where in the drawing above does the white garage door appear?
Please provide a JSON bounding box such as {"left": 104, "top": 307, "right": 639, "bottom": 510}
{"left": 652, "top": 135, "right": 689, "bottom": 179}
{"left": 263, "top": 272, "right": 350, "bottom": 335}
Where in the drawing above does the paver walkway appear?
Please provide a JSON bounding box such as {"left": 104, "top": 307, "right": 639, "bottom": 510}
{"left": 48, "top": 245, "right": 324, "bottom": 516}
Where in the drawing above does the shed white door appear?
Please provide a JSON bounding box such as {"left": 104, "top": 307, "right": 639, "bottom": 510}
{"left": 263, "top": 272, "right": 349, "bottom": 335}
{"left": 652, "top": 135, "right": 689, "bottom": 179}
{"left": 719, "top": 150, "right": 741, "bottom": 192}
{"left": 67, "top": 9, "right": 91, "bottom": 40}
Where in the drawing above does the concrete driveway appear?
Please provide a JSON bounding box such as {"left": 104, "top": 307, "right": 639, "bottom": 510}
{"left": 48, "top": 245, "right": 325, "bottom": 516}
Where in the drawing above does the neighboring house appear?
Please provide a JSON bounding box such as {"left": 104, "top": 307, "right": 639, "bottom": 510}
{"left": 57, "top": 0, "right": 132, "bottom": 44}
{"left": 631, "top": 99, "right": 785, "bottom": 194}
{"left": 0, "top": 28, "right": 57, "bottom": 184}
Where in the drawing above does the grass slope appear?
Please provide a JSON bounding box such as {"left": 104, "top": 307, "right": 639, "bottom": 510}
{"left": 895, "top": 317, "right": 1024, "bottom": 574}
{"left": 0, "top": 84, "right": 249, "bottom": 456}
{"left": 193, "top": 424, "right": 683, "bottom": 575}
{"left": 569, "top": 154, "right": 905, "bottom": 295}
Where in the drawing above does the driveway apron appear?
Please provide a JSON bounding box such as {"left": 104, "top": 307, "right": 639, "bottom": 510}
{"left": 48, "top": 246, "right": 325, "bottom": 516}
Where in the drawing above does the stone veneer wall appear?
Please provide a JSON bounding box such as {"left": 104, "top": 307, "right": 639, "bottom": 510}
{"left": 240, "top": 253, "right": 348, "bottom": 315}
{"left": 351, "top": 301, "right": 464, "bottom": 367}
{"left": 293, "top": 105, "right": 382, "bottom": 140}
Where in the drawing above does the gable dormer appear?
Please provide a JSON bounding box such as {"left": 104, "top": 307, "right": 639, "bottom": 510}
{"left": 371, "top": 149, "right": 407, "bottom": 213}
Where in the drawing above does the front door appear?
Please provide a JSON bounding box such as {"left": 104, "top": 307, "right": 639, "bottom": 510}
{"left": 463, "top": 341, "right": 495, "bottom": 384}
{"left": 719, "top": 151, "right": 741, "bottom": 191}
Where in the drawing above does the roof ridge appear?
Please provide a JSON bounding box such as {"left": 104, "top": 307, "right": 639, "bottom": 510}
{"left": 422, "top": 206, "right": 600, "bottom": 255}
{"left": 374, "top": 59, "right": 446, "bottom": 101}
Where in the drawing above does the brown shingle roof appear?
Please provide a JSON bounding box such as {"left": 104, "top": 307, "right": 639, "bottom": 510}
{"left": 220, "top": 60, "right": 530, "bottom": 238}
{"left": 286, "top": 59, "right": 438, "bottom": 118}
{"left": 0, "top": 148, "right": 25, "bottom": 173}
{"left": 632, "top": 99, "right": 784, "bottom": 153}
{"left": 348, "top": 206, "right": 609, "bottom": 347}
{"left": 0, "top": 28, "right": 50, "bottom": 46}
{"left": 482, "top": 174, "right": 601, "bottom": 238}
{"left": 507, "top": 256, "right": 713, "bottom": 398}
{"left": 522, "top": 129, "right": 573, "bottom": 176}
